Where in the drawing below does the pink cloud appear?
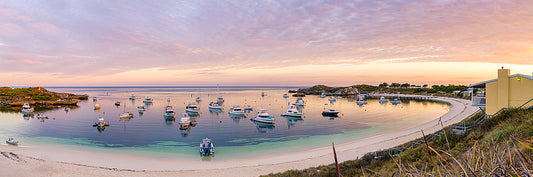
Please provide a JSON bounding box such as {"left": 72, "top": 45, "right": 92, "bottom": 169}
{"left": 0, "top": 23, "right": 22, "bottom": 36}
{"left": 32, "top": 23, "right": 59, "bottom": 33}
{"left": 0, "top": 7, "right": 17, "bottom": 17}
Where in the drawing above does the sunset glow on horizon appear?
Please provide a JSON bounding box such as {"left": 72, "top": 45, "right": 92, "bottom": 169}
{"left": 1, "top": 1, "right": 532, "bottom": 87}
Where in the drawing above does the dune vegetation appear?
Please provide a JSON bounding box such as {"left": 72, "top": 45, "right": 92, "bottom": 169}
{"left": 264, "top": 108, "right": 533, "bottom": 176}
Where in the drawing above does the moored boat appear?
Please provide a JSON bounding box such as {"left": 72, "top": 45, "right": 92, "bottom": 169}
{"left": 328, "top": 96, "right": 336, "bottom": 102}
{"left": 379, "top": 96, "right": 389, "bottom": 104}
{"left": 114, "top": 101, "right": 121, "bottom": 106}
{"left": 6, "top": 138, "right": 18, "bottom": 145}
{"left": 137, "top": 105, "right": 145, "bottom": 112}
{"left": 36, "top": 113, "right": 48, "bottom": 119}
{"left": 252, "top": 109, "right": 275, "bottom": 124}
{"left": 164, "top": 105, "right": 176, "bottom": 119}
{"left": 228, "top": 105, "right": 245, "bottom": 116}
{"left": 21, "top": 103, "right": 34, "bottom": 113}
{"left": 94, "top": 103, "right": 101, "bottom": 110}
{"left": 196, "top": 97, "right": 201, "bottom": 102}
{"left": 185, "top": 102, "right": 200, "bottom": 113}
{"left": 120, "top": 112, "right": 134, "bottom": 119}
{"left": 356, "top": 95, "right": 367, "bottom": 105}
{"left": 143, "top": 97, "right": 153, "bottom": 104}
{"left": 208, "top": 102, "right": 223, "bottom": 109}
{"left": 281, "top": 104, "right": 303, "bottom": 118}
{"left": 93, "top": 117, "right": 110, "bottom": 129}
{"left": 199, "top": 138, "right": 214, "bottom": 156}
{"left": 390, "top": 98, "right": 401, "bottom": 105}
{"left": 322, "top": 109, "right": 339, "bottom": 117}
{"left": 179, "top": 113, "right": 191, "bottom": 129}
{"left": 283, "top": 93, "right": 289, "bottom": 98}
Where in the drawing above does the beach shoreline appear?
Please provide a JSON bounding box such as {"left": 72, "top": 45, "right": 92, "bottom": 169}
{"left": 0, "top": 96, "right": 478, "bottom": 176}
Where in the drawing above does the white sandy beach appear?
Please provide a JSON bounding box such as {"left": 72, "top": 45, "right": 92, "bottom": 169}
{"left": 0, "top": 96, "right": 478, "bottom": 177}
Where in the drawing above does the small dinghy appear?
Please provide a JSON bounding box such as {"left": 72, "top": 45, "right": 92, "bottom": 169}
{"left": 199, "top": 138, "right": 214, "bottom": 156}
{"left": 6, "top": 138, "right": 18, "bottom": 145}
{"left": 36, "top": 113, "right": 48, "bottom": 119}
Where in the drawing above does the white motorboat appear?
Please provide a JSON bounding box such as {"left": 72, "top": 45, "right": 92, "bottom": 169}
{"left": 390, "top": 98, "right": 401, "bottom": 105}
{"left": 36, "top": 113, "right": 48, "bottom": 119}
{"left": 228, "top": 105, "right": 245, "bottom": 115}
{"left": 196, "top": 97, "right": 201, "bottom": 102}
{"left": 208, "top": 102, "right": 223, "bottom": 109}
{"left": 320, "top": 92, "right": 326, "bottom": 98}
{"left": 94, "top": 103, "right": 101, "bottom": 110}
{"left": 294, "top": 97, "right": 305, "bottom": 106}
{"left": 337, "top": 96, "right": 342, "bottom": 99}
{"left": 199, "top": 138, "right": 214, "bottom": 156}
{"left": 281, "top": 104, "right": 303, "bottom": 118}
{"left": 179, "top": 113, "right": 191, "bottom": 128}
{"left": 21, "top": 103, "right": 34, "bottom": 113}
{"left": 356, "top": 95, "right": 367, "bottom": 105}
{"left": 322, "top": 109, "right": 339, "bottom": 116}
{"left": 379, "top": 96, "right": 389, "bottom": 104}
{"left": 328, "top": 96, "right": 336, "bottom": 102}
{"left": 164, "top": 105, "right": 176, "bottom": 119}
{"left": 137, "top": 105, "right": 145, "bottom": 112}
{"left": 252, "top": 109, "right": 275, "bottom": 124}
{"left": 283, "top": 93, "right": 289, "bottom": 98}
{"left": 6, "top": 138, "right": 18, "bottom": 145}
{"left": 143, "top": 97, "right": 153, "bottom": 104}
{"left": 186, "top": 103, "right": 200, "bottom": 113}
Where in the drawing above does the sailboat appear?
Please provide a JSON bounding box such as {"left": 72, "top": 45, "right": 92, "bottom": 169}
{"left": 119, "top": 103, "right": 133, "bottom": 119}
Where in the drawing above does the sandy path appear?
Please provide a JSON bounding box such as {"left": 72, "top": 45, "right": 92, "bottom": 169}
{"left": 0, "top": 96, "right": 478, "bottom": 177}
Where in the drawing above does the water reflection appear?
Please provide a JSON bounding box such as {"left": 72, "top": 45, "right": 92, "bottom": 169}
{"left": 282, "top": 116, "right": 303, "bottom": 129}
{"left": 253, "top": 121, "right": 275, "bottom": 133}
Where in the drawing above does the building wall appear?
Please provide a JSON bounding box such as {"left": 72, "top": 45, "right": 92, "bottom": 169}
{"left": 485, "top": 74, "right": 533, "bottom": 115}
{"left": 508, "top": 75, "right": 533, "bottom": 108}
{"left": 486, "top": 81, "right": 499, "bottom": 115}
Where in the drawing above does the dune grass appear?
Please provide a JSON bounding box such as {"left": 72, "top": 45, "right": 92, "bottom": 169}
{"left": 263, "top": 108, "right": 533, "bottom": 177}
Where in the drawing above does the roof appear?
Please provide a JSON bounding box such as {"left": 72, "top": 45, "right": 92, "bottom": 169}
{"left": 469, "top": 74, "right": 533, "bottom": 88}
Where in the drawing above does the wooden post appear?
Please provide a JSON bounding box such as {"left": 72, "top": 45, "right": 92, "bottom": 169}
{"left": 333, "top": 142, "right": 341, "bottom": 177}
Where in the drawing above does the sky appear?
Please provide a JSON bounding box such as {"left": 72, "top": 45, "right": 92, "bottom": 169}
{"left": 0, "top": 0, "right": 532, "bottom": 87}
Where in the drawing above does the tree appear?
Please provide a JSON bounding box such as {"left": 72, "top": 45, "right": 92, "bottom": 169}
{"left": 391, "top": 83, "right": 401, "bottom": 88}
{"left": 400, "top": 83, "right": 410, "bottom": 88}
{"left": 422, "top": 84, "right": 428, "bottom": 88}
{"left": 378, "top": 83, "right": 389, "bottom": 88}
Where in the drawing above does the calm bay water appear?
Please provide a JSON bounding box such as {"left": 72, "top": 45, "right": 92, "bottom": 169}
{"left": 0, "top": 87, "right": 449, "bottom": 160}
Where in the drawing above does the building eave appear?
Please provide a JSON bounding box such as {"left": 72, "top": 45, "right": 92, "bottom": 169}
{"left": 469, "top": 79, "right": 497, "bottom": 88}
{"left": 469, "top": 73, "right": 533, "bottom": 88}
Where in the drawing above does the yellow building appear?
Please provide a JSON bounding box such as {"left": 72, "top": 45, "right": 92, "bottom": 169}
{"left": 469, "top": 68, "right": 533, "bottom": 115}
